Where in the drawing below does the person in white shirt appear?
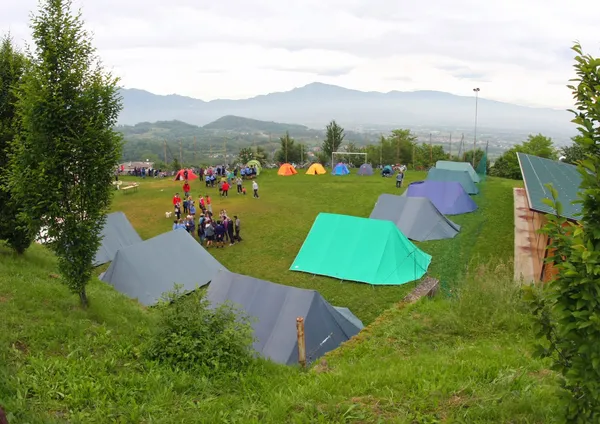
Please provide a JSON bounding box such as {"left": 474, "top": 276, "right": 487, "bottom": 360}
{"left": 252, "top": 180, "right": 259, "bottom": 198}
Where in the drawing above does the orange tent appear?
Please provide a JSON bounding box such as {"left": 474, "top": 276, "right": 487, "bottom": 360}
{"left": 277, "top": 163, "right": 297, "bottom": 176}
{"left": 174, "top": 169, "right": 198, "bottom": 181}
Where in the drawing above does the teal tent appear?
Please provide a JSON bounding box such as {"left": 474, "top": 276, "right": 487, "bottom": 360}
{"left": 435, "top": 160, "right": 479, "bottom": 183}
{"left": 290, "top": 213, "right": 431, "bottom": 285}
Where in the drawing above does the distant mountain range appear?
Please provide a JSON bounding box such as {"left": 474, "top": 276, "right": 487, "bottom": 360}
{"left": 118, "top": 82, "right": 575, "bottom": 136}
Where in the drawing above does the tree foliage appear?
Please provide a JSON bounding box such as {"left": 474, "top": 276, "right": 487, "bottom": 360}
{"left": 274, "top": 131, "right": 302, "bottom": 163}
{"left": 561, "top": 138, "right": 586, "bottom": 165}
{"left": 145, "top": 285, "right": 256, "bottom": 373}
{"left": 322, "top": 120, "right": 345, "bottom": 161}
{"left": 0, "top": 35, "right": 33, "bottom": 254}
{"left": 9, "top": 0, "right": 123, "bottom": 307}
{"left": 524, "top": 42, "right": 600, "bottom": 422}
{"left": 237, "top": 146, "right": 268, "bottom": 165}
{"left": 490, "top": 134, "right": 557, "bottom": 179}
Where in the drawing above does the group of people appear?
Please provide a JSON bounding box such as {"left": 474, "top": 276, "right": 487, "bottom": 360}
{"left": 172, "top": 191, "right": 242, "bottom": 247}
{"left": 170, "top": 174, "right": 261, "bottom": 247}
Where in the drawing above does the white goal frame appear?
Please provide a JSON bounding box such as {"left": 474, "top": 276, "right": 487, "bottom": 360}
{"left": 331, "top": 151, "right": 367, "bottom": 166}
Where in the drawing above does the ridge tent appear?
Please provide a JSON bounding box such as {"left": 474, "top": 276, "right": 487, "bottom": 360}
{"left": 426, "top": 168, "right": 479, "bottom": 195}
{"left": 174, "top": 169, "right": 198, "bottom": 181}
{"left": 277, "top": 163, "right": 297, "bottom": 176}
{"left": 435, "top": 160, "right": 480, "bottom": 183}
{"left": 333, "top": 163, "right": 350, "bottom": 175}
{"left": 369, "top": 194, "right": 460, "bottom": 242}
{"left": 357, "top": 163, "right": 374, "bottom": 176}
{"left": 94, "top": 212, "right": 142, "bottom": 266}
{"left": 101, "top": 230, "right": 226, "bottom": 305}
{"left": 306, "top": 163, "right": 327, "bottom": 175}
{"left": 206, "top": 270, "right": 363, "bottom": 365}
{"left": 246, "top": 160, "right": 262, "bottom": 175}
{"left": 406, "top": 181, "right": 478, "bottom": 215}
{"left": 290, "top": 213, "right": 431, "bottom": 285}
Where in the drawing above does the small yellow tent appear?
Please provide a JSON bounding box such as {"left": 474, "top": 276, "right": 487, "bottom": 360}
{"left": 306, "top": 163, "right": 326, "bottom": 175}
{"left": 277, "top": 163, "right": 297, "bottom": 176}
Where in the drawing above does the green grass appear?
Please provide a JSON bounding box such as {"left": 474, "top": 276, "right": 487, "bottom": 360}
{"left": 1, "top": 170, "right": 562, "bottom": 423}
{"left": 111, "top": 170, "right": 519, "bottom": 323}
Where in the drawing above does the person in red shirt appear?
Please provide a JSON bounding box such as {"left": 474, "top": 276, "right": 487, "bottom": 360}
{"left": 183, "top": 180, "right": 190, "bottom": 197}
{"left": 222, "top": 181, "right": 230, "bottom": 197}
{"left": 172, "top": 193, "right": 181, "bottom": 206}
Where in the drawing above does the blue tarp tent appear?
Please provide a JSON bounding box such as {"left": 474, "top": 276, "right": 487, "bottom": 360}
{"left": 333, "top": 163, "right": 350, "bottom": 175}
{"left": 405, "top": 181, "right": 478, "bottom": 215}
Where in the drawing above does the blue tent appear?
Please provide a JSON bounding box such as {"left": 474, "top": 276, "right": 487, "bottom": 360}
{"left": 405, "top": 181, "right": 477, "bottom": 215}
{"left": 333, "top": 163, "right": 350, "bottom": 175}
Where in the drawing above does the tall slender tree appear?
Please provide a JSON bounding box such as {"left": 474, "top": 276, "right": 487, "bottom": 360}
{"left": 0, "top": 35, "right": 32, "bottom": 254}
{"left": 9, "top": 0, "right": 123, "bottom": 306}
{"left": 322, "top": 120, "right": 345, "bottom": 162}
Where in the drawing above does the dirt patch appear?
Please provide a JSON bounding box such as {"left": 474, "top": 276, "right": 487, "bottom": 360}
{"left": 312, "top": 358, "right": 331, "bottom": 374}
{"left": 0, "top": 295, "right": 9, "bottom": 303}
{"left": 13, "top": 340, "right": 29, "bottom": 355}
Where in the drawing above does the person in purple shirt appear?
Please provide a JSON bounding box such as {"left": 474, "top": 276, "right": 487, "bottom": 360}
{"left": 214, "top": 220, "right": 226, "bottom": 248}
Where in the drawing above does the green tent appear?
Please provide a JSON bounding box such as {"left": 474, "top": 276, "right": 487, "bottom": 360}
{"left": 426, "top": 168, "right": 479, "bottom": 194}
{"left": 290, "top": 213, "right": 431, "bottom": 285}
{"left": 435, "top": 160, "right": 479, "bottom": 183}
{"left": 246, "top": 160, "right": 262, "bottom": 175}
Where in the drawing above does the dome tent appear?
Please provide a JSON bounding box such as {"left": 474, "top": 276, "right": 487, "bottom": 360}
{"left": 333, "top": 163, "right": 350, "bottom": 176}
{"left": 246, "top": 159, "right": 262, "bottom": 175}
{"left": 306, "top": 163, "right": 326, "bottom": 175}
{"left": 357, "top": 163, "right": 374, "bottom": 176}
{"left": 277, "top": 163, "right": 297, "bottom": 176}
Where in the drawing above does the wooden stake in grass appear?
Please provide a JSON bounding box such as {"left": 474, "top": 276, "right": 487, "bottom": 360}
{"left": 296, "top": 317, "right": 306, "bottom": 368}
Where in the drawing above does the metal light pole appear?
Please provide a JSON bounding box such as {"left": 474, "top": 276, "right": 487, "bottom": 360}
{"left": 472, "top": 88, "right": 480, "bottom": 167}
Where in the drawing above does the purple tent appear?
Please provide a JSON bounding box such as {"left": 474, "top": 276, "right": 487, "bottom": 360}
{"left": 405, "top": 181, "right": 477, "bottom": 215}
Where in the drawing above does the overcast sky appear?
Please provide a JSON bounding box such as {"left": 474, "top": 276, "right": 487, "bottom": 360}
{"left": 2, "top": 0, "right": 599, "bottom": 109}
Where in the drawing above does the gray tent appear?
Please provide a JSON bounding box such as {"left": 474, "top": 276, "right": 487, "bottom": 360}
{"left": 206, "top": 270, "right": 363, "bottom": 365}
{"left": 94, "top": 212, "right": 142, "bottom": 266}
{"left": 101, "top": 229, "right": 226, "bottom": 305}
{"left": 369, "top": 194, "right": 461, "bottom": 241}
{"left": 357, "top": 163, "right": 374, "bottom": 176}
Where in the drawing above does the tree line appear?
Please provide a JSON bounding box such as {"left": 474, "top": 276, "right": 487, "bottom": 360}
{"left": 264, "top": 120, "right": 488, "bottom": 170}
{"left": 0, "top": 0, "right": 122, "bottom": 307}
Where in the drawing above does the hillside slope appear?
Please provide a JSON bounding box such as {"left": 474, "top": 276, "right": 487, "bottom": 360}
{"left": 203, "top": 115, "right": 313, "bottom": 135}
{"left": 0, "top": 243, "right": 558, "bottom": 422}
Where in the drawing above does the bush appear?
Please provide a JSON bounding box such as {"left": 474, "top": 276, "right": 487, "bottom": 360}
{"left": 145, "top": 285, "right": 256, "bottom": 374}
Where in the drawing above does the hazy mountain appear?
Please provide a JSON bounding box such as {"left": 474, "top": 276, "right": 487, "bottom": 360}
{"left": 118, "top": 83, "right": 575, "bottom": 135}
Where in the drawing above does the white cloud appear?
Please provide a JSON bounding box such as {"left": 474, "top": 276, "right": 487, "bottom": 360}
{"left": 2, "top": 0, "right": 600, "bottom": 108}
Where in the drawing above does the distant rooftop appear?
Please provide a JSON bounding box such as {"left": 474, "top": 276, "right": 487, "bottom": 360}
{"left": 517, "top": 152, "right": 582, "bottom": 221}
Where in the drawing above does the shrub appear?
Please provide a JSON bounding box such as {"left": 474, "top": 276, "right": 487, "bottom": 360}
{"left": 145, "top": 285, "right": 256, "bottom": 374}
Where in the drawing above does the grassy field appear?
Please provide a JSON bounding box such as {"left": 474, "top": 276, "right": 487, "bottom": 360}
{"left": 111, "top": 170, "right": 519, "bottom": 323}
{"left": 1, "top": 169, "right": 562, "bottom": 423}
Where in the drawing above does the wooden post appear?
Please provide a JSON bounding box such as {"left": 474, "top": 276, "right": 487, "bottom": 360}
{"left": 193, "top": 136, "right": 197, "bottom": 165}
{"left": 179, "top": 140, "right": 183, "bottom": 165}
{"left": 224, "top": 138, "right": 227, "bottom": 164}
{"left": 163, "top": 140, "right": 167, "bottom": 164}
{"left": 296, "top": 317, "right": 306, "bottom": 368}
